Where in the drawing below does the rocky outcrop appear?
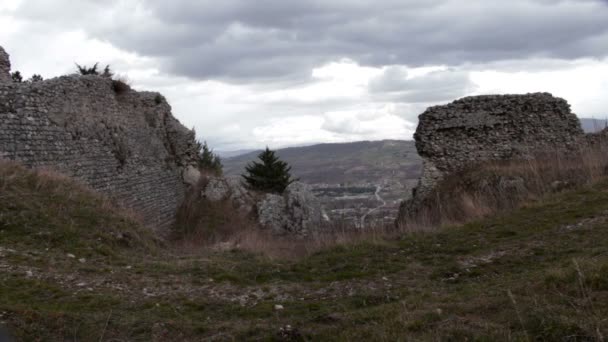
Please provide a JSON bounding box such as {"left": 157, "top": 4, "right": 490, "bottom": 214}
{"left": 202, "top": 176, "right": 255, "bottom": 210}
{"left": 0, "top": 47, "right": 10, "bottom": 83}
{"left": 0, "top": 46, "right": 200, "bottom": 229}
{"left": 199, "top": 176, "right": 324, "bottom": 236}
{"left": 258, "top": 182, "right": 324, "bottom": 235}
{"left": 398, "top": 93, "right": 584, "bottom": 222}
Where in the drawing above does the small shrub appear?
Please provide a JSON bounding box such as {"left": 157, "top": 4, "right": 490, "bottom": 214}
{"left": 102, "top": 65, "right": 113, "bottom": 78}
{"left": 112, "top": 78, "right": 131, "bottom": 94}
{"left": 11, "top": 71, "right": 23, "bottom": 82}
{"left": 76, "top": 62, "right": 100, "bottom": 75}
{"left": 154, "top": 94, "right": 163, "bottom": 105}
{"left": 29, "top": 74, "right": 43, "bottom": 82}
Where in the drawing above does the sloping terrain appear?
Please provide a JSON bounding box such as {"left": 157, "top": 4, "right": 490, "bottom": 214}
{"left": 1, "top": 161, "right": 608, "bottom": 340}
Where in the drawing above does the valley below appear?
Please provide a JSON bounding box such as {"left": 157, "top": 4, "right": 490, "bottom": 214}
{"left": 223, "top": 140, "right": 422, "bottom": 227}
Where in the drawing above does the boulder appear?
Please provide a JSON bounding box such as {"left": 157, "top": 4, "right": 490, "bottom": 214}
{"left": 201, "top": 176, "right": 255, "bottom": 212}
{"left": 257, "top": 193, "right": 288, "bottom": 234}
{"left": 282, "top": 182, "right": 324, "bottom": 234}
{"left": 199, "top": 177, "right": 323, "bottom": 236}
{"left": 182, "top": 166, "right": 201, "bottom": 186}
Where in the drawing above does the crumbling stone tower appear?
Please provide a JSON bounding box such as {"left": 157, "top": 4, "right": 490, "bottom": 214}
{"left": 399, "top": 93, "right": 585, "bottom": 221}
{"left": 0, "top": 46, "right": 200, "bottom": 229}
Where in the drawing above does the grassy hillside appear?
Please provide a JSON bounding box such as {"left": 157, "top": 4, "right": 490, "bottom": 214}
{"left": 1, "top": 161, "right": 608, "bottom": 340}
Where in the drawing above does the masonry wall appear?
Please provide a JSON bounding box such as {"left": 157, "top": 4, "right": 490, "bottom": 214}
{"left": 0, "top": 47, "right": 10, "bottom": 83}
{"left": 0, "top": 70, "right": 200, "bottom": 229}
{"left": 399, "top": 93, "right": 585, "bottom": 221}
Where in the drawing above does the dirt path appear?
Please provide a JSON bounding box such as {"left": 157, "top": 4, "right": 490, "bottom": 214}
{"left": 360, "top": 185, "right": 387, "bottom": 227}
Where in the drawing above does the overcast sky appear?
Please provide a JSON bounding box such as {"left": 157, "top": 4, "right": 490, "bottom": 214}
{"left": 1, "top": 0, "right": 607, "bottom": 151}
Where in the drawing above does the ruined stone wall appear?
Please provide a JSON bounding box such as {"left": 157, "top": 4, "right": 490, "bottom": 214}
{"left": 0, "top": 48, "right": 200, "bottom": 229}
{"left": 0, "top": 47, "right": 11, "bottom": 83}
{"left": 400, "top": 93, "right": 584, "bottom": 219}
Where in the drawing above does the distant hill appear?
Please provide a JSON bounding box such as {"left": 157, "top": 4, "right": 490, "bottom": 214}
{"left": 215, "top": 148, "right": 258, "bottom": 158}
{"left": 223, "top": 140, "right": 421, "bottom": 184}
{"left": 580, "top": 117, "right": 608, "bottom": 133}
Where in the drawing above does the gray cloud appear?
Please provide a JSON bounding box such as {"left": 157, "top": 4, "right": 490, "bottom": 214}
{"left": 369, "top": 67, "right": 477, "bottom": 103}
{"left": 13, "top": 0, "right": 608, "bottom": 83}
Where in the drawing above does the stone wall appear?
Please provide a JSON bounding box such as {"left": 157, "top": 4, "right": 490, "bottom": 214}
{"left": 400, "top": 93, "right": 584, "bottom": 219}
{"left": 0, "top": 47, "right": 200, "bottom": 229}
{"left": 0, "top": 47, "right": 10, "bottom": 83}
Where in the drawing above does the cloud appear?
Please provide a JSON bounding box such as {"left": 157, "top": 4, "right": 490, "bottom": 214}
{"left": 369, "top": 66, "right": 477, "bottom": 103}
{"left": 11, "top": 0, "right": 608, "bottom": 83}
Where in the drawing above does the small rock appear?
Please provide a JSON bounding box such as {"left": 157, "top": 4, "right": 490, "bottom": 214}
{"left": 78, "top": 258, "right": 86, "bottom": 263}
{"left": 76, "top": 282, "right": 86, "bottom": 287}
{"left": 25, "top": 270, "right": 33, "bottom": 278}
{"left": 274, "top": 304, "right": 284, "bottom": 311}
{"left": 67, "top": 253, "right": 76, "bottom": 259}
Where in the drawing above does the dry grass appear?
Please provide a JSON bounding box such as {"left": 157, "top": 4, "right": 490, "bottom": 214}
{"left": 223, "top": 224, "right": 395, "bottom": 259}
{"left": 399, "top": 145, "right": 608, "bottom": 231}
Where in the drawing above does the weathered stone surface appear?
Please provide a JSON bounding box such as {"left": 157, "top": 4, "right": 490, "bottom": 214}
{"left": 257, "top": 194, "right": 289, "bottom": 234}
{"left": 200, "top": 177, "right": 323, "bottom": 235}
{"left": 182, "top": 166, "right": 201, "bottom": 186}
{"left": 0, "top": 46, "right": 10, "bottom": 83}
{"left": 282, "top": 182, "right": 324, "bottom": 235}
{"left": 201, "top": 176, "right": 255, "bottom": 211}
{"left": 0, "top": 46, "right": 200, "bottom": 230}
{"left": 399, "top": 93, "right": 584, "bottom": 220}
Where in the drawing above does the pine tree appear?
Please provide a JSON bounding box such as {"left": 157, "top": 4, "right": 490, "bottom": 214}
{"left": 198, "top": 141, "right": 223, "bottom": 175}
{"left": 242, "top": 147, "right": 296, "bottom": 193}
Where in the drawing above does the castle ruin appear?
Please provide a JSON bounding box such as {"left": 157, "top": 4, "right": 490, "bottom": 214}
{"left": 399, "top": 93, "right": 585, "bottom": 220}
{"left": 0, "top": 46, "right": 200, "bottom": 229}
